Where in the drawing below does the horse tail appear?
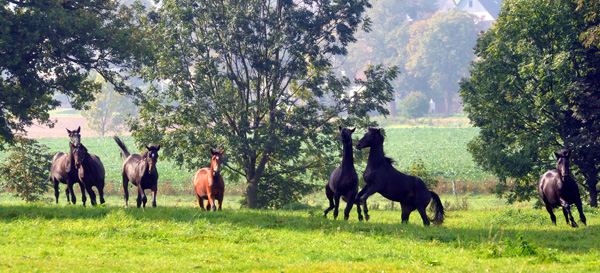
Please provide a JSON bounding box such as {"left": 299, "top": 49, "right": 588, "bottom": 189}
{"left": 429, "top": 191, "right": 445, "bottom": 225}
{"left": 113, "top": 136, "right": 130, "bottom": 158}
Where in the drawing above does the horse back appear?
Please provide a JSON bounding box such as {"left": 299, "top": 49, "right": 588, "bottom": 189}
{"left": 79, "top": 154, "right": 106, "bottom": 184}
{"left": 538, "top": 169, "right": 562, "bottom": 206}
{"left": 50, "top": 152, "right": 78, "bottom": 183}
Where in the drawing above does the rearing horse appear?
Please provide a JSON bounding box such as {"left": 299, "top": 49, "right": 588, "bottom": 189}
{"left": 355, "top": 128, "right": 444, "bottom": 226}
{"left": 323, "top": 127, "right": 363, "bottom": 221}
{"left": 193, "top": 148, "right": 225, "bottom": 211}
{"left": 49, "top": 126, "right": 87, "bottom": 205}
{"left": 113, "top": 136, "right": 160, "bottom": 208}
{"left": 538, "top": 149, "right": 586, "bottom": 227}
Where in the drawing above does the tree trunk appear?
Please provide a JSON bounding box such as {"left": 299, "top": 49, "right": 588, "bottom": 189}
{"left": 388, "top": 97, "right": 397, "bottom": 117}
{"left": 587, "top": 178, "right": 598, "bottom": 208}
{"left": 246, "top": 180, "right": 258, "bottom": 208}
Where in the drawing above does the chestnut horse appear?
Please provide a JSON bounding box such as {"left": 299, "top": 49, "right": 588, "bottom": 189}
{"left": 193, "top": 148, "right": 225, "bottom": 211}
{"left": 356, "top": 128, "right": 444, "bottom": 226}
{"left": 71, "top": 142, "right": 106, "bottom": 206}
{"left": 49, "top": 127, "right": 87, "bottom": 205}
{"left": 113, "top": 136, "right": 160, "bottom": 208}
{"left": 538, "top": 149, "right": 586, "bottom": 227}
{"left": 323, "top": 127, "right": 363, "bottom": 221}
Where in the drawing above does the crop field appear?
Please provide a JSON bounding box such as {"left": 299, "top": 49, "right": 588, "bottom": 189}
{"left": 1, "top": 193, "right": 599, "bottom": 272}
{"left": 1, "top": 126, "right": 492, "bottom": 196}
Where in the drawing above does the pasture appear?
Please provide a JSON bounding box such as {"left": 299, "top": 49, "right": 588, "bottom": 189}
{"left": 0, "top": 194, "right": 599, "bottom": 272}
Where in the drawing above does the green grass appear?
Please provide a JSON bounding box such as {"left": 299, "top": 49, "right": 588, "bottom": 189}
{"left": 1, "top": 193, "right": 599, "bottom": 272}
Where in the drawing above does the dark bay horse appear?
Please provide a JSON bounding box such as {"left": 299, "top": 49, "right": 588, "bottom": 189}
{"left": 113, "top": 136, "right": 160, "bottom": 208}
{"left": 538, "top": 149, "right": 586, "bottom": 227}
{"left": 71, "top": 142, "right": 106, "bottom": 206}
{"left": 323, "top": 127, "right": 363, "bottom": 221}
{"left": 49, "top": 127, "right": 87, "bottom": 205}
{"left": 193, "top": 148, "right": 225, "bottom": 211}
{"left": 355, "top": 128, "right": 444, "bottom": 226}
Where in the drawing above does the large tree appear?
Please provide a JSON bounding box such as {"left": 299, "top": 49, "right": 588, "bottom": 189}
{"left": 460, "top": 0, "right": 600, "bottom": 206}
{"left": 0, "top": 0, "right": 141, "bottom": 148}
{"left": 131, "top": 0, "right": 398, "bottom": 208}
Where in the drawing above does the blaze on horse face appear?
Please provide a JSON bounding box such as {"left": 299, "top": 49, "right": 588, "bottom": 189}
{"left": 355, "top": 127, "right": 383, "bottom": 150}
{"left": 555, "top": 149, "right": 571, "bottom": 178}
{"left": 145, "top": 145, "right": 160, "bottom": 174}
{"left": 210, "top": 148, "right": 225, "bottom": 176}
{"left": 67, "top": 126, "right": 81, "bottom": 146}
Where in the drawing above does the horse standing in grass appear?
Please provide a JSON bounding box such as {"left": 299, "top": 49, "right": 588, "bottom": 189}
{"left": 323, "top": 127, "right": 363, "bottom": 221}
{"left": 49, "top": 127, "right": 87, "bottom": 205}
{"left": 193, "top": 148, "right": 225, "bottom": 211}
{"left": 113, "top": 136, "right": 160, "bottom": 208}
{"left": 71, "top": 142, "right": 106, "bottom": 206}
{"left": 355, "top": 128, "right": 444, "bottom": 226}
{"left": 538, "top": 149, "right": 586, "bottom": 227}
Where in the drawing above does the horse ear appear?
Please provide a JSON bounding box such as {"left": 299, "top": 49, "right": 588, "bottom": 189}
{"left": 210, "top": 148, "right": 215, "bottom": 155}
{"left": 220, "top": 148, "right": 225, "bottom": 155}
{"left": 76, "top": 126, "right": 80, "bottom": 133}
{"left": 156, "top": 145, "right": 160, "bottom": 151}
{"left": 338, "top": 126, "right": 342, "bottom": 131}
{"left": 66, "top": 128, "right": 71, "bottom": 134}
{"left": 554, "top": 152, "right": 561, "bottom": 159}
{"left": 350, "top": 128, "right": 355, "bottom": 133}
{"left": 146, "top": 145, "right": 151, "bottom": 151}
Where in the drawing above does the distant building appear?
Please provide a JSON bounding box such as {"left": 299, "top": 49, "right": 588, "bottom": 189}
{"left": 437, "top": 0, "right": 503, "bottom": 29}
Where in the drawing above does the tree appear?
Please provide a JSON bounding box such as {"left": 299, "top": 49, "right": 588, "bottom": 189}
{"left": 81, "top": 73, "right": 137, "bottom": 136}
{"left": 404, "top": 9, "right": 480, "bottom": 115}
{"left": 0, "top": 137, "right": 52, "bottom": 202}
{"left": 400, "top": 91, "right": 428, "bottom": 121}
{"left": 460, "top": 0, "right": 600, "bottom": 206}
{"left": 0, "top": 0, "right": 142, "bottom": 148}
{"left": 131, "top": 0, "right": 398, "bottom": 208}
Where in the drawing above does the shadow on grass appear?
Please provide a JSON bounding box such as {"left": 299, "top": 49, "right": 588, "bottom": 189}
{"left": 1, "top": 203, "right": 599, "bottom": 254}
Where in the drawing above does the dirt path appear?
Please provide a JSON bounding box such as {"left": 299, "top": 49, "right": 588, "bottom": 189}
{"left": 24, "top": 117, "right": 129, "bottom": 138}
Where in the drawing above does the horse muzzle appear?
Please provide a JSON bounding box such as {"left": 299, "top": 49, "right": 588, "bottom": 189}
{"left": 356, "top": 143, "right": 363, "bottom": 150}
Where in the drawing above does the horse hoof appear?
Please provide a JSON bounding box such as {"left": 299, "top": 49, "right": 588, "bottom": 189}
{"left": 365, "top": 215, "right": 370, "bottom": 221}
{"left": 572, "top": 222, "right": 579, "bottom": 228}
{"left": 358, "top": 216, "right": 363, "bottom": 221}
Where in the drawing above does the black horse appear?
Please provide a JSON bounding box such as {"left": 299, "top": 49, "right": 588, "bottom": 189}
{"left": 323, "top": 127, "right": 364, "bottom": 221}
{"left": 49, "top": 127, "right": 87, "bottom": 205}
{"left": 538, "top": 149, "right": 586, "bottom": 227}
{"left": 71, "top": 142, "right": 106, "bottom": 206}
{"left": 355, "top": 128, "right": 444, "bottom": 226}
{"left": 113, "top": 136, "right": 160, "bottom": 208}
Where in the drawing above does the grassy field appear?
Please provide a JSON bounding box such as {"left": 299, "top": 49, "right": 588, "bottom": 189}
{"left": 1, "top": 193, "right": 599, "bottom": 272}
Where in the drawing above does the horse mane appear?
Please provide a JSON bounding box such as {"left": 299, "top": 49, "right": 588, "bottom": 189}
{"left": 385, "top": 156, "right": 395, "bottom": 166}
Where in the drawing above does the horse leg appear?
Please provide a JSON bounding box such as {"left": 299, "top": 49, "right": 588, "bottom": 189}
{"left": 343, "top": 193, "right": 354, "bottom": 221}
{"left": 353, "top": 193, "right": 363, "bottom": 221}
{"left": 142, "top": 189, "right": 148, "bottom": 208}
{"left": 53, "top": 180, "right": 60, "bottom": 204}
{"left": 65, "top": 186, "right": 71, "bottom": 204}
{"left": 85, "top": 183, "right": 97, "bottom": 206}
{"left": 561, "top": 201, "right": 578, "bottom": 227}
{"left": 416, "top": 206, "right": 431, "bottom": 226}
{"left": 323, "top": 186, "right": 335, "bottom": 218}
{"left": 197, "top": 195, "right": 206, "bottom": 210}
{"left": 78, "top": 182, "right": 87, "bottom": 207}
{"left": 543, "top": 202, "right": 557, "bottom": 225}
{"left": 356, "top": 185, "right": 370, "bottom": 221}
{"left": 98, "top": 185, "right": 105, "bottom": 205}
{"left": 151, "top": 185, "right": 157, "bottom": 207}
{"left": 357, "top": 184, "right": 382, "bottom": 221}
{"left": 217, "top": 195, "right": 223, "bottom": 211}
{"left": 208, "top": 195, "right": 216, "bottom": 212}
{"left": 575, "top": 199, "right": 587, "bottom": 226}
{"left": 136, "top": 185, "right": 143, "bottom": 208}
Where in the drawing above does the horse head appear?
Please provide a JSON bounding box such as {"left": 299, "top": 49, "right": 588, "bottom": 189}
{"left": 67, "top": 126, "right": 81, "bottom": 146}
{"left": 144, "top": 144, "right": 161, "bottom": 174}
{"left": 70, "top": 142, "right": 87, "bottom": 169}
{"left": 339, "top": 126, "right": 355, "bottom": 145}
{"left": 555, "top": 149, "right": 571, "bottom": 179}
{"left": 356, "top": 127, "right": 383, "bottom": 150}
{"left": 210, "top": 148, "right": 225, "bottom": 176}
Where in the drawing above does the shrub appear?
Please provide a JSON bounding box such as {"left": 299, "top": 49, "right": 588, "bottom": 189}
{"left": 407, "top": 158, "right": 438, "bottom": 189}
{"left": 400, "top": 91, "right": 429, "bottom": 121}
{"left": 0, "top": 137, "right": 53, "bottom": 202}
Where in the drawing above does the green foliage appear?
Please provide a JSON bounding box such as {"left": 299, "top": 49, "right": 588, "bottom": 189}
{"left": 243, "top": 174, "right": 321, "bottom": 209}
{"left": 80, "top": 73, "right": 137, "bottom": 136}
{"left": 407, "top": 157, "right": 438, "bottom": 189}
{"left": 0, "top": 138, "right": 52, "bottom": 202}
{"left": 131, "top": 0, "right": 398, "bottom": 208}
{"left": 460, "top": 0, "right": 600, "bottom": 206}
{"left": 0, "top": 0, "right": 142, "bottom": 148}
{"left": 400, "top": 91, "right": 429, "bottom": 120}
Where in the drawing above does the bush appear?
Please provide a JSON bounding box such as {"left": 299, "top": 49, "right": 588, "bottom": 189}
{"left": 0, "top": 137, "right": 53, "bottom": 202}
{"left": 400, "top": 91, "right": 429, "bottom": 120}
{"left": 407, "top": 158, "right": 438, "bottom": 190}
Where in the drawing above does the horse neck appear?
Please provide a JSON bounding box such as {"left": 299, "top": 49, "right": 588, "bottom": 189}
{"left": 341, "top": 141, "right": 354, "bottom": 170}
{"left": 367, "top": 142, "right": 387, "bottom": 166}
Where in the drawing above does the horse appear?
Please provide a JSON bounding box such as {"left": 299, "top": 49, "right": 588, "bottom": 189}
{"left": 193, "top": 148, "right": 225, "bottom": 211}
{"left": 113, "top": 136, "right": 160, "bottom": 208}
{"left": 323, "top": 127, "right": 363, "bottom": 221}
{"left": 355, "top": 128, "right": 444, "bottom": 226}
{"left": 538, "top": 149, "right": 586, "bottom": 227}
{"left": 49, "top": 126, "right": 87, "bottom": 205}
{"left": 70, "top": 142, "right": 106, "bottom": 206}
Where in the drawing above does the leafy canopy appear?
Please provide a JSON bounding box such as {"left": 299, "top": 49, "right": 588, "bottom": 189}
{"left": 460, "top": 0, "right": 600, "bottom": 205}
{"left": 0, "top": 0, "right": 142, "bottom": 148}
{"left": 131, "top": 0, "right": 398, "bottom": 208}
